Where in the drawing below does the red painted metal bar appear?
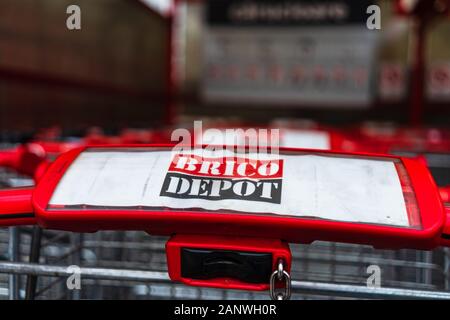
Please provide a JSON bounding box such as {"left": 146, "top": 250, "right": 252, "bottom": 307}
{"left": 0, "top": 148, "right": 17, "bottom": 169}
{"left": 0, "top": 188, "right": 36, "bottom": 226}
{"left": 440, "top": 186, "right": 450, "bottom": 204}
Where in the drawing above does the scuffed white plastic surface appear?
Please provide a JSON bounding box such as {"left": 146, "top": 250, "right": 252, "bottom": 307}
{"left": 49, "top": 149, "right": 409, "bottom": 227}
{"left": 281, "top": 130, "right": 330, "bottom": 150}
{"left": 198, "top": 129, "right": 330, "bottom": 150}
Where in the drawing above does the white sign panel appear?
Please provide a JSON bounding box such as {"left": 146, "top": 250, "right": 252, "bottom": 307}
{"left": 50, "top": 148, "right": 409, "bottom": 227}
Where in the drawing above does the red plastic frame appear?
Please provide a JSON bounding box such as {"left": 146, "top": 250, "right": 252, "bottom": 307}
{"left": 29, "top": 144, "right": 446, "bottom": 250}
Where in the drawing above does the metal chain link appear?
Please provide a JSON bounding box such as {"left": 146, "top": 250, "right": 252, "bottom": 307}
{"left": 270, "top": 259, "right": 291, "bottom": 300}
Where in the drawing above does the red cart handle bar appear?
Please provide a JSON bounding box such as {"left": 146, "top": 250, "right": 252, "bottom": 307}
{"left": 0, "top": 148, "right": 17, "bottom": 168}
{"left": 0, "top": 188, "right": 36, "bottom": 226}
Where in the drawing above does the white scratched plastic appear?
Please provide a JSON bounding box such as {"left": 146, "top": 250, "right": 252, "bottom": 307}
{"left": 197, "top": 129, "right": 331, "bottom": 150}
{"left": 49, "top": 149, "right": 409, "bottom": 227}
{"left": 281, "top": 130, "right": 330, "bottom": 150}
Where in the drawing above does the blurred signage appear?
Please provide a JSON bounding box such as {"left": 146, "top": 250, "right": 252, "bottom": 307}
{"left": 201, "top": 0, "right": 379, "bottom": 108}
{"left": 428, "top": 63, "right": 450, "bottom": 101}
{"left": 206, "top": 0, "right": 369, "bottom": 26}
{"left": 379, "top": 63, "right": 407, "bottom": 101}
{"left": 377, "top": 62, "right": 450, "bottom": 102}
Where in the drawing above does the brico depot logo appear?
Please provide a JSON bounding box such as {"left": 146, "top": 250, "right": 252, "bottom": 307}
{"left": 160, "top": 154, "right": 283, "bottom": 204}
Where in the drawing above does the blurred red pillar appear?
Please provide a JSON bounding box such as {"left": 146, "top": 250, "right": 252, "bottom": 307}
{"left": 409, "top": 17, "right": 426, "bottom": 125}
{"left": 396, "top": 0, "right": 450, "bottom": 125}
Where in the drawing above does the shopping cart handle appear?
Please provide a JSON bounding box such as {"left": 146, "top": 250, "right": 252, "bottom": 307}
{"left": 440, "top": 186, "right": 450, "bottom": 204}
{"left": 439, "top": 201, "right": 450, "bottom": 247}
{"left": 436, "top": 186, "right": 450, "bottom": 246}
{"left": 0, "top": 148, "right": 17, "bottom": 168}
{"left": 0, "top": 144, "right": 48, "bottom": 181}
{"left": 0, "top": 188, "right": 36, "bottom": 226}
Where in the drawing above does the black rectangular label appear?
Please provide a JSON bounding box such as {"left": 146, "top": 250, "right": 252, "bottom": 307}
{"left": 160, "top": 172, "right": 282, "bottom": 204}
{"left": 206, "top": 0, "right": 376, "bottom": 27}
